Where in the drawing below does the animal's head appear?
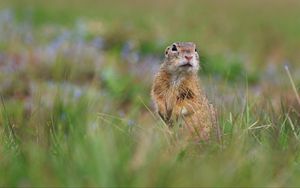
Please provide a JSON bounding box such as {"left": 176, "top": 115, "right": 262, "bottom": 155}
{"left": 163, "top": 42, "right": 200, "bottom": 74}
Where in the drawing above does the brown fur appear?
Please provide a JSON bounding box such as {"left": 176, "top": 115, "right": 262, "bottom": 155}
{"left": 151, "top": 42, "right": 218, "bottom": 141}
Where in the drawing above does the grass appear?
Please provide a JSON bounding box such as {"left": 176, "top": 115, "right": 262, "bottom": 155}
{"left": 1, "top": 85, "right": 300, "bottom": 186}
{"left": 0, "top": 0, "right": 300, "bottom": 186}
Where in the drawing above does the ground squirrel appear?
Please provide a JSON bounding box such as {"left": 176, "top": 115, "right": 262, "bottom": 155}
{"left": 151, "top": 42, "right": 218, "bottom": 141}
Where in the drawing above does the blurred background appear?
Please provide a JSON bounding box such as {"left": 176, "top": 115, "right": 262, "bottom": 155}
{"left": 0, "top": 0, "right": 300, "bottom": 186}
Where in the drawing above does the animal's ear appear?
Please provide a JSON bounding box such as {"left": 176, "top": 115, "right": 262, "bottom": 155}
{"left": 164, "top": 46, "right": 170, "bottom": 57}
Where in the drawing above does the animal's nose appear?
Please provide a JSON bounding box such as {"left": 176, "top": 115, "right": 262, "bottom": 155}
{"left": 185, "top": 55, "right": 193, "bottom": 61}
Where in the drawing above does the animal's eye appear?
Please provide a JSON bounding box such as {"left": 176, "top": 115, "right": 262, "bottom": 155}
{"left": 195, "top": 48, "right": 198, "bottom": 52}
{"left": 171, "top": 44, "right": 177, "bottom": 51}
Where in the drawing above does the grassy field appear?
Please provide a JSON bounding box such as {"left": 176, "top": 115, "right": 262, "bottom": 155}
{"left": 0, "top": 0, "right": 300, "bottom": 186}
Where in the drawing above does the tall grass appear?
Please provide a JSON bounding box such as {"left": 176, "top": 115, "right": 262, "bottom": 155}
{"left": 1, "top": 76, "right": 300, "bottom": 186}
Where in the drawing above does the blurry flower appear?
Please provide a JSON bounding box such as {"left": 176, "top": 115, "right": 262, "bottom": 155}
{"left": 121, "top": 41, "right": 133, "bottom": 58}
{"left": 127, "top": 119, "right": 135, "bottom": 127}
{"left": 0, "top": 9, "right": 14, "bottom": 41}
{"left": 0, "top": 9, "right": 14, "bottom": 25}
{"left": 74, "top": 88, "right": 83, "bottom": 99}
{"left": 0, "top": 53, "right": 5, "bottom": 64}
{"left": 91, "top": 37, "right": 104, "bottom": 50}
{"left": 121, "top": 40, "right": 140, "bottom": 63}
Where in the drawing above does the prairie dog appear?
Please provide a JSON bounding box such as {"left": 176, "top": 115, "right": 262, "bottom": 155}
{"left": 151, "top": 42, "right": 218, "bottom": 141}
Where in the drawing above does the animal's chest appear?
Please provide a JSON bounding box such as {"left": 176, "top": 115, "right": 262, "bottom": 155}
{"left": 164, "top": 86, "right": 194, "bottom": 102}
{"left": 163, "top": 86, "right": 196, "bottom": 115}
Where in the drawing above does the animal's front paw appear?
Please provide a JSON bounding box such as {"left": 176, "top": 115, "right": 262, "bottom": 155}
{"left": 181, "top": 107, "right": 193, "bottom": 116}
{"left": 181, "top": 107, "right": 188, "bottom": 115}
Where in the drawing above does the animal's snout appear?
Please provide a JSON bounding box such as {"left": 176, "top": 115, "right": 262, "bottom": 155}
{"left": 185, "top": 55, "right": 193, "bottom": 61}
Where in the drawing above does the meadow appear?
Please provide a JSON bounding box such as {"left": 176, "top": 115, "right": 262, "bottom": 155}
{"left": 0, "top": 0, "right": 300, "bottom": 186}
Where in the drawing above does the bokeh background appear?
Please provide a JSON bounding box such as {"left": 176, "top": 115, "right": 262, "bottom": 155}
{"left": 0, "top": 0, "right": 300, "bottom": 186}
